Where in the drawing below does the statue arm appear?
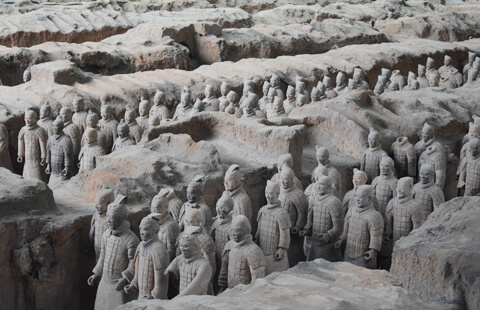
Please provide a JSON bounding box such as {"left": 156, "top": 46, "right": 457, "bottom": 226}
{"left": 64, "top": 138, "right": 74, "bottom": 168}
{"left": 326, "top": 203, "right": 343, "bottom": 242}
{"left": 384, "top": 203, "right": 394, "bottom": 237}
{"left": 406, "top": 147, "right": 417, "bottom": 177}
{"left": 89, "top": 214, "right": 96, "bottom": 241}
{"left": 18, "top": 129, "right": 25, "bottom": 158}
{"left": 278, "top": 227, "right": 290, "bottom": 250}
{"left": 368, "top": 221, "right": 384, "bottom": 252}
{"left": 458, "top": 158, "right": 467, "bottom": 188}
{"left": 122, "top": 236, "right": 139, "bottom": 282}
{"left": 176, "top": 261, "right": 212, "bottom": 298}
{"left": 360, "top": 153, "right": 366, "bottom": 171}
{"left": 339, "top": 211, "right": 351, "bottom": 243}
{"left": 218, "top": 248, "right": 229, "bottom": 289}
{"left": 92, "top": 234, "right": 106, "bottom": 276}
{"left": 39, "top": 130, "right": 47, "bottom": 160}
{"left": 151, "top": 267, "right": 168, "bottom": 300}
{"left": 206, "top": 250, "right": 216, "bottom": 278}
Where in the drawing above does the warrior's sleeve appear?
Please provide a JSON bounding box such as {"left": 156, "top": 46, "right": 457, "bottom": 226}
{"left": 247, "top": 245, "right": 266, "bottom": 282}
{"left": 368, "top": 212, "right": 384, "bottom": 251}
{"left": 63, "top": 136, "right": 74, "bottom": 168}
{"left": 37, "top": 127, "right": 48, "bottom": 159}
{"left": 122, "top": 233, "right": 140, "bottom": 282}
{"left": 458, "top": 157, "right": 467, "bottom": 188}
{"left": 294, "top": 193, "right": 308, "bottom": 230}
{"left": 431, "top": 187, "right": 445, "bottom": 210}
{"left": 385, "top": 201, "right": 394, "bottom": 237}
{"left": 18, "top": 128, "right": 25, "bottom": 158}
{"left": 326, "top": 199, "right": 344, "bottom": 242}
{"left": 406, "top": 145, "right": 417, "bottom": 177}
{"left": 46, "top": 138, "right": 52, "bottom": 166}
{"left": 339, "top": 208, "right": 352, "bottom": 243}
{"left": 360, "top": 152, "right": 367, "bottom": 171}
{"left": 277, "top": 211, "right": 292, "bottom": 249}
{"left": 92, "top": 231, "right": 108, "bottom": 276}
{"left": 218, "top": 242, "right": 231, "bottom": 288}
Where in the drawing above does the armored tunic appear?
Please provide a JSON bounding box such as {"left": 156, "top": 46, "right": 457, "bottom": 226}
{"left": 417, "top": 76, "right": 430, "bottom": 88}
{"left": 283, "top": 99, "right": 296, "bottom": 115}
{"left": 179, "top": 200, "right": 213, "bottom": 232}
{"left": 158, "top": 216, "right": 180, "bottom": 261}
{"left": 18, "top": 124, "right": 48, "bottom": 181}
{"left": 361, "top": 147, "right": 388, "bottom": 184}
{"left": 458, "top": 154, "right": 480, "bottom": 196}
{"left": 72, "top": 111, "right": 88, "bottom": 133}
{"left": 314, "top": 161, "right": 342, "bottom": 198}
{"left": 210, "top": 217, "right": 232, "bottom": 264}
{"left": 371, "top": 175, "right": 398, "bottom": 219}
{"left": 112, "top": 136, "right": 135, "bottom": 152}
{"left": 219, "top": 235, "right": 266, "bottom": 289}
{"left": 391, "top": 137, "right": 416, "bottom": 178}
{"left": 92, "top": 222, "right": 139, "bottom": 310}
{"left": 150, "top": 104, "right": 171, "bottom": 121}
{"left": 90, "top": 212, "right": 109, "bottom": 260}
{"left": 174, "top": 251, "right": 211, "bottom": 295}
{"left": 385, "top": 196, "right": 423, "bottom": 243}
{"left": 136, "top": 115, "right": 149, "bottom": 132}
{"left": 99, "top": 118, "right": 118, "bottom": 153}
{"left": 173, "top": 104, "right": 192, "bottom": 121}
{"left": 0, "top": 123, "right": 13, "bottom": 171}
{"left": 81, "top": 127, "right": 108, "bottom": 152}
{"left": 169, "top": 196, "right": 184, "bottom": 223}
{"left": 38, "top": 117, "right": 54, "bottom": 137}
{"left": 46, "top": 134, "right": 74, "bottom": 185}
{"left": 202, "top": 98, "right": 220, "bottom": 112}
{"left": 412, "top": 182, "right": 444, "bottom": 220}
{"left": 229, "top": 185, "right": 253, "bottom": 223}
{"left": 127, "top": 121, "right": 143, "bottom": 144}
{"left": 63, "top": 120, "right": 82, "bottom": 157}
{"left": 417, "top": 140, "right": 447, "bottom": 189}
{"left": 79, "top": 142, "right": 106, "bottom": 172}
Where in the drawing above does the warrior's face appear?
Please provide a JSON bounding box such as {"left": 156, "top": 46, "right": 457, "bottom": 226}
{"left": 139, "top": 222, "right": 156, "bottom": 242}
{"left": 231, "top": 221, "right": 248, "bottom": 243}
{"left": 151, "top": 197, "right": 168, "bottom": 216}
{"left": 25, "top": 111, "right": 37, "bottom": 126}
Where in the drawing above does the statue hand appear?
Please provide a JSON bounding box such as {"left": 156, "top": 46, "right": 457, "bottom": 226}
{"left": 124, "top": 284, "right": 134, "bottom": 294}
{"left": 145, "top": 294, "right": 154, "bottom": 300}
{"left": 115, "top": 278, "right": 129, "bottom": 291}
{"left": 17, "top": 156, "right": 23, "bottom": 163}
{"left": 274, "top": 248, "right": 286, "bottom": 260}
{"left": 61, "top": 167, "right": 69, "bottom": 176}
{"left": 334, "top": 240, "right": 343, "bottom": 249}
{"left": 383, "top": 235, "right": 390, "bottom": 243}
{"left": 45, "top": 164, "right": 51, "bottom": 174}
{"left": 291, "top": 226, "right": 300, "bottom": 235}
{"left": 40, "top": 158, "right": 46, "bottom": 166}
{"left": 87, "top": 274, "right": 100, "bottom": 286}
{"left": 364, "top": 249, "right": 376, "bottom": 262}
{"left": 77, "top": 162, "right": 81, "bottom": 168}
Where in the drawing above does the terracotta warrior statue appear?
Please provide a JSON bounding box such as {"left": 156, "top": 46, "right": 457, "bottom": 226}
{"left": 353, "top": 67, "right": 370, "bottom": 90}
{"left": 189, "top": 99, "right": 204, "bottom": 117}
{"left": 284, "top": 85, "right": 296, "bottom": 114}
{"left": 218, "top": 81, "right": 231, "bottom": 102}
{"left": 79, "top": 128, "right": 106, "bottom": 172}
{"left": 241, "top": 97, "right": 260, "bottom": 120}
{"left": 425, "top": 57, "right": 440, "bottom": 87}
{"left": 391, "top": 136, "right": 416, "bottom": 178}
{"left": 224, "top": 164, "right": 252, "bottom": 223}
{"left": 372, "top": 156, "right": 398, "bottom": 220}
{"left": 202, "top": 84, "right": 220, "bottom": 112}
{"left": 178, "top": 175, "right": 213, "bottom": 232}
{"left": 124, "top": 106, "right": 143, "bottom": 145}
{"left": 45, "top": 116, "right": 74, "bottom": 186}
{"left": 99, "top": 103, "right": 118, "bottom": 154}
{"left": 150, "top": 191, "right": 180, "bottom": 261}
{"left": 83, "top": 111, "right": 108, "bottom": 152}
{"left": 300, "top": 176, "right": 343, "bottom": 262}
{"left": 150, "top": 89, "right": 171, "bottom": 121}
{"left": 160, "top": 188, "right": 183, "bottom": 223}
{"left": 111, "top": 120, "right": 135, "bottom": 152}
{"left": 296, "top": 80, "right": 310, "bottom": 104}
{"left": 218, "top": 215, "right": 265, "bottom": 292}
{"left": 269, "top": 97, "right": 288, "bottom": 119}
{"left": 415, "top": 123, "right": 447, "bottom": 189}
{"left": 124, "top": 214, "right": 170, "bottom": 300}
{"left": 210, "top": 191, "right": 234, "bottom": 274}
{"left": 72, "top": 94, "right": 88, "bottom": 133}
{"left": 310, "top": 87, "right": 320, "bottom": 104}
{"left": 417, "top": 64, "right": 429, "bottom": 88}
{"left": 361, "top": 129, "right": 388, "bottom": 183}
{"left": 18, "top": 109, "right": 48, "bottom": 181}
{"left": 256, "top": 181, "right": 291, "bottom": 275}
{"left": 239, "top": 83, "right": 254, "bottom": 110}
{"left": 0, "top": 121, "right": 13, "bottom": 171}
{"left": 374, "top": 75, "right": 388, "bottom": 96}
{"left": 336, "top": 185, "right": 384, "bottom": 269}
{"left": 314, "top": 146, "right": 342, "bottom": 198}
{"left": 173, "top": 91, "right": 193, "bottom": 121}
{"left": 389, "top": 70, "right": 406, "bottom": 90}
{"left": 271, "top": 153, "right": 303, "bottom": 191}
{"left": 458, "top": 137, "right": 480, "bottom": 196}
{"left": 60, "top": 105, "right": 82, "bottom": 162}
{"left": 136, "top": 97, "right": 151, "bottom": 131}
{"left": 165, "top": 226, "right": 212, "bottom": 298}
{"left": 343, "top": 168, "right": 380, "bottom": 216}
{"left": 464, "top": 52, "right": 477, "bottom": 83}
{"left": 88, "top": 195, "right": 140, "bottom": 310}
{"left": 346, "top": 78, "right": 357, "bottom": 92}
{"left": 334, "top": 72, "right": 347, "bottom": 94}
{"left": 316, "top": 81, "right": 327, "bottom": 100}
{"left": 413, "top": 164, "right": 444, "bottom": 220}
{"left": 264, "top": 87, "right": 277, "bottom": 119}
{"left": 38, "top": 103, "right": 54, "bottom": 138}
{"left": 402, "top": 71, "right": 418, "bottom": 91}
{"left": 225, "top": 90, "right": 241, "bottom": 118}
{"left": 259, "top": 81, "right": 270, "bottom": 113}
{"left": 279, "top": 164, "right": 308, "bottom": 266}
{"left": 438, "top": 55, "right": 463, "bottom": 89}
{"left": 462, "top": 118, "right": 480, "bottom": 146}
{"left": 323, "top": 76, "right": 338, "bottom": 99}
{"left": 90, "top": 189, "right": 115, "bottom": 261}
{"left": 270, "top": 74, "right": 284, "bottom": 101}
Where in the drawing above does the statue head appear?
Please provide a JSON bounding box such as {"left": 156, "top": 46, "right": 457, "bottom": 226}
{"left": 381, "top": 68, "right": 391, "bottom": 79}
{"left": 116, "top": 120, "right": 130, "bottom": 138}
{"left": 52, "top": 116, "right": 64, "bottom": 136}
{"left": 219, "top": 98, "right": 228, "bottom": 112}
{"left": 317, "top": 82, "right": 326, "bottom": 95}
{"left": 149, "top": 115, "right": 160, "bottom": 128}
{"left": 193, "top": 98, "right": 204, "bottom": 112}
{"left": 444, "top": 55, "right": 452, "bottom": 67}
{"left": 280, "top": 164, "right": 295, "bottom": 189}
{"left": 231, "top": 215, "right": 251, "bottom": 243}
{"left": 265, "top": 180, "right": 280, "bottom": 205}
{"left": 154, "top": 89, "right": 165, "bottom": 106}
{"left": 273, "top": 97, "right": 284, "bottom": 113}
{"left": 262, "top": 81, "right": 270, "bottom": 96}
{"left": 243, "top": 97, "right": 255, "bottom": 115}
{"left": 243, "top": 85, "right": 253, "bottom": 97}
{"left": 226, "top": 91, "right": 238, "bottom": 106}
{"left": 368, "top": 129, "right": 380, "bottom": 148}
{"left": 270, "top": 74, "right": 280, "bottom": 88}
{"left": 316, "top": 175, "right": 332, "bottom": 195}
{"left": 277, "top": 154, "right": 294, "bottom": 174}
{"left": 84, "top": 128, "right": 98, "bottom": 145}
{"left": 311, "top": 87, "right": 320, "bottom": 102}
{"left": 316, "top": 146, "right": 330, "bottom": 166}
{"left": 348, "top": 78, "right": 357, "bottom": 90}
{"left": 106, "top": 195, "right": 127, "bottom": 230}
{"left": 268, "top": 87, "right": 277, "bottom": 104}
{"left": 124, "top": 107, "right": 136, "bottom": 124}
{"left": 312, "top": 164, "right": 328, "bottom": 183}
{"left": 353, "top": 68, "right": 364, "bottom": 82}
{"left": 336, "top": 72, "right": 346, "bottom": 86}
{"left": 418, "top": 64, "right": 426, "bottom": 77}
{"left": 72, "top": 94, "right": 85, "bottom": 112}
{"left": 352, "top": 168, "right": 367, "bottom": 188}
{"left": 139, "top": 214, "right": 160, "bottom": 242}
{"left": 355, "top": 185, "right": 372, "bottom": 209}
{"left": 323, "top": 76, "right": 332, "bottom": 89}
{"left": 60, "top": 106, "right": 73, "bottom": 123}
{"left": 380, "top": 156, "right": 395, "bottom": 177}
{"left": 25, "top": 109, "right": 38, "bottom": 126}
{"left": 296, "top": 81, "right": 305, "bottom": 94}
{"left": 181, "top": 92, "right": 192, "bottom": 107}
{"left": 426, "top": 57, "right": 435, "bottom": 70}
{"left": 40, "top": 103, "right": 52, "bottom": 119}
{"left": 184, "top": 208, "right": 202, "bottom": 228}
{"left": 179, "top": 227, "right": 201, "bottom": 259}
{"left": 469, "top": 52, "right": 477, "bottom": 64}
{"left": 411, "top": 80, "right": 420, "bottom": 90}
{"left": 205, "top": 84, "right": 214, "bottom": 98}
{"left": 469, "top": 122, "right": 480, "bottom": 138}
{"left": 421, "top": 123, "right": 434, "bottom": 142}
{"left": 216, "top": 191, "right": 234, "bottom": 220}
{"left": 151, "top": 191, "right": 169, "bottom": 217}
{"left": 286, "top": 85, "right": 295, "bottom": 100}
{"left": 419, "top": 164, "right": 434, "bottom": 185}
{"left": 221, "top": 82, "right": 231, "bottom": 96}
{"left": 469, "top": 137, "right": 480, "bottom": 158}
{"left": 396, "top": 177, "right": 413, "bottom": 199}
{"left": 139, "top": 97, "right": 151, "bottom": 116}
{"left": 225, "top": 164, "right": 241, "bottom": 191}
{"left": 100, "top": 104, "right": 113, "bottom": 121}
{"left": 94, "top": 188, "right": 114, "bottom": 215}
{"left": 161, "top": 165, "right": 175, "bottom": 184}
{"left": 87, "top": 110, "right": 99, "bottom": 128}
{"left": 407, "top": 71, "right": 417, "bottom": 85}
{"left": 187, "top": 175, "right": 204, "bottom": 203}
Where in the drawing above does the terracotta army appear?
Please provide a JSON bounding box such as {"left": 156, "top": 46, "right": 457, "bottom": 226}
{"left": 413, "top": 164, "right": 444, "bottom": 220}
{"left": 269, "top": 97, "right": 288, "bottom": 118}
{"left": 225, "top": 90, "right": 241, "bottom": 118}
{"left": 111, "top": 120, "right": 135, "bottom": 152}
{"left": 202, "top": 84, "right": 220, "bottom": 112}
{"left": 90, "top": 189, "right": 115, "bottom": 261}
{"left": 463, "top": 52, "right": 477, "bottom": 83}
{"left": 79, "top": 128, "right": 106, "bottom": 172}
{"left": 165, "top": 226, "right": 213, "bottom": 298}
{"left": 279, "top": 165, "right": 308, "bottom": 266}
{"left": 150, "top": 90, "right": 171, "bottom": 121}
{"left": 224, "top": 164, "right": 253, "bottom": 223}
{"left": 124, "top": 214, "right": 170, "bottom": 300}
{"left": 83, "top": 111, "right": 108, "bottom": 152}
{"left": 18, "top": 109, "right": 48, "bottom": 181}
{"left": 249, "top": 92, "right": 266, "bottom": 118}
{"left": 284, "top": 85, "right": 296, "bottom": 114}
{"left": 336, "top": 185, "right": 384, "bottom": 269}
{"left": 189, "top": 99, "right": 204, "bottom": 117}
{"left": 124, "top": 107, "right": 143, "bottom": 144}
{"left": 296, "top": 80, "right": 310, "bottom": 103}
{"left": 389, "top": 70, "right": 406, "bottom": 90}
{"left": 60, "top": 105, "right": 82, "bottom": 163}
{"left": 45, "top": 116, "right": 74, "bottom": 185}
{"left": 353, "top": 67, "right": 370, "bottom": 90}
{"left": 316, "top": 82, "right": 327, "bottom": 100}
{"left": 438, "top": 55, "right": 463, "bottom": 89}
{"left": 296, "top": 92, "right": 308, "bottom": 109}
{"left": 402, "top": 72, "right": 417, "bottom": 91}
{"left": 415, "top": 123, "right": 447, "bottom": 189}
{"left": 259, "top": 81, "right": 270, "bottom": 113}
{"left": 343, "top": 168, "right": 380, "bottom": 215}
{"left": 417, "top": 64, "right": 430, "bottom": 88}
{"left": 136, "top": 97, "right": 151, "bottom": 131}
{"left": 210, "top": 191, "right": 234, "bottom": 273}
{"left": 381, "top": 68, "right": 392, "bottom": 89}
{"left": 160, "top": 188, "right": 183, "bottom": 223}
{"left": 314, "top": 146, "right": 341, "bottom": 198}
{"left": 178, "top": 175, "right": 213, "bottom": 232}
{"left": 218, "top": 215, "right": 265, "bottom": 291}
{"left": 239, "top": 83, "right": 254, "bottom": 110}
{"left": 425, "top": 57, "right": 440, "bottom": 87}
{"left": 270, "top": 74, "right": 284, "bottom": 101}
{"left": 391, "top": 136, "right": 416, "bottom": 178}
{"left": 256, "top": 181, "right": 291, "bottom": 275}
{"left": 88, "top": 195, "right": 140, "bottom": 310}
{"left": 218, "top": 81, "right": 231, "bottom": 102}
{"left": 371, "top": 156, "right": 398, "bottom": 220}
{"left": 264, "top": 87, "right": 277, "bottom": 119}
{"left": 458, "top": 138, "right": 480, "bottom": 196}
{"left": 161, "top": 166, "right": 175, "bottom": 185}
{"left": 322, "top": 76, "right": 338, "bottom": 99}
{"left": 311, "top": 87, "right": 320, "bottom": 104}
{"left": 361, "top": 129, "right": 388, "bottom": 183}
{"left": 99, "top": 103, "right": 118, "bottom": 153}
{"left": 300, "top": 176, "right": 343, "bottom": 262}
{"left": 270, "top": 153, "right": 303, "bottom": 191}
{"left": 72, "top": 95, "right": 88, "bottom": 133}
{"left": 241, "top": 97, "right": 260, "bottom": 120}
{"left": 305, "top": 164, "right": 328, "bottom": 204}
{"left": 334, "top": 72, "right": 347, "bottom": 94}
{"left": 37, "top": 103, "right": 54, "bottom": 138}
{"left": 0, "top": 121, "right": 13, "bottom": 171}
{"left": 150, "top": 191, "right": 180, "bottom": 261}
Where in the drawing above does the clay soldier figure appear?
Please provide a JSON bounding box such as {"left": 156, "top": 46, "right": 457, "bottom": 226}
{"left": 416, "top": 123, "right": 447, "bottom": 189}
{"left": 458, "top": 138, "right": 480, "bottom": 196}
{"left": 241, "top": 97, "right": 260, "bottom": 120}
{"left": 279, "top": 165, "right": 308, "bottom": 266}
{"left": 136, "top": 97, "right": 151, "bottom": 131}
{"left": 425, "top": 57, "right": 440, "bottom": 87}
{"left": 374, "top": 75, "right": 388, "bottom": 95}
{"left": 150, "top": 191, "right": 180, "bottom": 261}
{"left": 438, "top": 55, "right": 463, "bottom": 89}
{"left": 178, "top": 175, "right": 213, "bottom": 232}
{"left": 402, "top": 72, "right": 417, "bottom": 91}
{"left": 336, "top": 185, "right": 384, "bottom": 269}
{"left": 210, "top": 192, "right": 234, "bottom": 272}
{"left": 256, "top": 181, "right": 291, "bottom": 275}
{"left": 353, "top": 67, "right": 370, "bottom": 90}
{"left": 389, "top": 70, "right": 406, "bottom": 90}
{"left": 413, "top": 164, "right": 444, "bottom": 220}
{"left": 45, "top": 116, "right": 74, "bottom": 186}
{"left": 89, "top": 189, "right": 115, "bottom": 261}
{"left": 391, "top": 136, "right": 416, "bottom": 178}
{"left": 224, "top": 164, "right": 252, "bottom": 223}
{"left": 417, "top": 64, "right": 430, "bottom": 88}
{"left": 305, "top": 165, "right": 328, "bottom": 204}
{"left": 79, "top": 128, "right": 106, "bottom": 172}
{"left": 314, "top": 146, "right": 342, "bottom": 198}
{"left": 265, "top": 88, "right": 277, "bottom": 119}
{"left": 189, "top": 99, "right": 204, "bottom": 117}
{"left": 88, "top": 195, "right": 140, "bottom": 310}
{"left": 218, "top": 81, "right": 231, "bottom": 102}
{"left": 259, "top": 81, "right": 270, "bottom": 113}
{"left": 334, "top": 72, "right": 347, "bottom": 94}
{"left": 463, "top": 52, "right": 477, "bottom": 83}
{"left": 346, "top": 79, "right": 357, "bottom": 92}
{"left": 124, "top": 214, "right": 169, "bottom": 300}
{"left": 316, "top": 82, "right": 327, "bottom": 100}
{"left": 372, "top": 156, "right": 398, "bottom": 220}
{"left": 165, "top": 226, "right": 213, "bottom": 298}
{"left": 173, "top": 91, "right": 193, "bottom": 121}
{"left": 311, "top": 87, "right": 320, "bottom": 104}
{"left": 60, "top": 105, "right": 82, "bottom": 163}
{"left": 343, "top": 168, "right": 380, "bottom": 216}
{"left": 0, "top": 121, "right": 13, "bottom": 171}
{"left": 37, "top": 103, "right": 54, "bottom": 138}
{"left": 82, "top": 111, "right": 108, "bottom": 152}
{"left": 300, "top": 176, "right": 343, "bottom": 262}
{"left": 296, "top": 80, "right": 310, "bottom": 104}
{"left": 18, "top": 109, "right": 48, "bottom": 181}
{"left": 99, "top": 103, "right": 118, "bottom": 154}
{"left": 361, "top": 129, "right": 388, "bottom": 183}
{"left": 239, "top": 83, "right": 254, "bottom": 110}
{"left": 283, "top": 85, "right": 296, "bottom": 114}
{"left": 322, "top": 76, "right": 338, "bottom": 99}
{"left": 225, "top": 91, "right": 242, "bottom": 118}
{"left": 161, "top": 188, "right": 183, "bottom": 223}
{"left": 202, "top": 84, "right": 220, "bottom": 112}
{"left": 218, "top": 215, "right": 266, "bottom": 292}
{"left": 271, "top": 153, "right": 303, "bottom": 191}
{"left": 124, "top": 107, "right": 143, "bottom": 145}
{"left": 270, "top": 74, "right": 284, "bottom": 101}
{"left": 295, "top": 93, "right": 308, "bottom": 109}
{"left": 269, "top": 97, "right": 288, "bottom": 118}
{"left": 150, "top": 90, "right": 171, "bottom": 121}
{"left": 72, "top": 94, "right": 88, "bottom": 133}
{"left": 111, "top": 120, "right": 135, "bottom": 152}
{"left": 467, "top": 58, "right": 480, "bottom": 83}
{"left": 462, "top": 118, "right": 480, "bottom": 146}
